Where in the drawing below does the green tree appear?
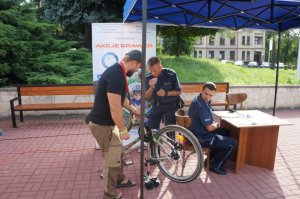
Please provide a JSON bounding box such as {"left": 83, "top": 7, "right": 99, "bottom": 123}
{"left": 41, "top": 0, "right": 125, "bottom": 49}
{"left": 26, "top": 48, "right": 92, "bottom": 84}
{"left": 158, "top": 26, "right": 217, "bottom": 57}
{"left": 265, "top": 30, "right": 299, "bottom": 69}
{"left": 0, "top": 0, "right": 91, "bottom": 86}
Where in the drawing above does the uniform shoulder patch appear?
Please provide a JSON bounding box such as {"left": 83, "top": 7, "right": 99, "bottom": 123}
{"left": 146, "top": 73, "right": 152, "bottom": 79}
{"left": 162, "top": 68, "right": 176, "bottom": 76}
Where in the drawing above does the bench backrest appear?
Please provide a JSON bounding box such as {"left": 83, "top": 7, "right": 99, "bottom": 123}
{"left": 181, "top": 82, "right": 229, "bottom": 93}
{"left": 17, "top": 84, "right": 94, "bottom": 96}
{"left": 16, "top": 82, "right": 229, "bottom": 96}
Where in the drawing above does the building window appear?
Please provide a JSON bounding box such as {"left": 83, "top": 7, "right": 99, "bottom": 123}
{"left": 197, "top": 38, "right": 203, "bottom": 45}
{"left": 242, "top": 51, "right": 245, "bottom": 60}
{"left": 247, "top": 51, "right": 250, "bottom": 60}
{"left": 242, "top": 36, "right": 245, "bottom": 45}
{"left": 193, "top": 51, "right": 197, "bottom": 58}
{"left": 230, "top": 51, "right": 235, "bottom": 60}
{"left": 219, "top": 51, "right": 225, "bottom": 60}
{"left": 254, "top": 36, "right": 263, "bottom": 45}
{"left": 209, "top": 36, "right": 214, "bottom": 45}
{"left": 230, "top": 37, "right": 235, "bottom": 45}
{"left": 198, "top": 51, "right": 202, "bottom": 58}
{"left": 209, "top": 51, "right": 214, "bottom": 58}
{"left": 220, "top": 36, "right": 225, "bottom": 45}
{"left": 247, "top": 36, "right": 251, "bottom": 45}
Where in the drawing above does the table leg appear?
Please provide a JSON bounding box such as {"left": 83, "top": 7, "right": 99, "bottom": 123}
{"left": 235, "top": 128, "right": 249, "bottom": 172}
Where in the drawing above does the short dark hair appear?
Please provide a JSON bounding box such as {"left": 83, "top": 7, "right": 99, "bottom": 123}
{"left": 202, "top": 82, "right": 217, "bottom": 91}
{"left": 147, "top": 57, "right": 160, "bottom": 67}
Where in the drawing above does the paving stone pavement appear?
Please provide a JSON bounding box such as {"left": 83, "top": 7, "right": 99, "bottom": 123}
{"left": 0, "top": 109, "right": 299, "bottom": 199}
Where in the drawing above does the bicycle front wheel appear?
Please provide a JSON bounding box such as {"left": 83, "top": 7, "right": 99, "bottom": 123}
{"left": 152, "top": 125, "right": 204, "bottom": 183}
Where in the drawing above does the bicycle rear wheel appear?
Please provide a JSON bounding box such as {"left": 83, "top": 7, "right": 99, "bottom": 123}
{"left": 152, "top": 125, "right": 204, "bottom": 183}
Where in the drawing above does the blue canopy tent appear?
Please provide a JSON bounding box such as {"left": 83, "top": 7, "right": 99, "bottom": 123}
{"left": 124, "top": 0, "right": 300, "bottom": 31}
{"left": 123, "top": 1, "right": 300, "bottom": 197}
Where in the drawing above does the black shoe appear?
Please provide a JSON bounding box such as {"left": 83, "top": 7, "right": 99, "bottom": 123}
{"left": 210, "top": 167, "right": 227, "bottom": 175}
{"left": 220, "top": 168, "right": 227, "bottom": 173}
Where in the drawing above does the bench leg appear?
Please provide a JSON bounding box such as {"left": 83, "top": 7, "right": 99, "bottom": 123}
{"left": 20, "top": 111, "right": 24, "bottom": 122}
{"left": 233, "top": 104, "right": 237, "bottom": 110}
{"left": 10, "top": 102, "right": 17, "bottom": 128}
{"left": 11, "top": 111, "right": 17, "bottom": 128}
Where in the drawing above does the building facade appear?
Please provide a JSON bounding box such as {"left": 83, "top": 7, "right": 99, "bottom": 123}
{"left": 193, "top": 29, "right": 265, "bottom": 64}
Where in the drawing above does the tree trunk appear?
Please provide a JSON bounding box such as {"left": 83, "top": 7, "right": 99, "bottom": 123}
{"left": 271, "top": 39, "right": 276, "bottom": 70}
{"left": 84, "top": 23, "right": 92, "bottom": 50}
{"left": 176, "top": 30, "right": 181, "bottom": 57}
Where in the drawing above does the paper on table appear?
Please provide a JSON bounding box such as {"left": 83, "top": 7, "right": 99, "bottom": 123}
{"left": 226, "top": 118, "right": 255, "bottom": 125}
{"left": 216, "top": 112, "right": 246, "bottom": 118}
{"left": 226, "top": 116, "right": 275, "bottom": 126}
{"left": 246, "top": 117, "right": 275, "bottom": 125}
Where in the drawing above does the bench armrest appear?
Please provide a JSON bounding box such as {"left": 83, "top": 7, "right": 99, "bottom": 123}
{"left": 10, "top": 97, "right": 21, "bottom": 128}
{"left": 10, "top": 97, "right": 20, "bottom": 104}
{"left": 10, "top": 97, "right": 20, "bottom": 108}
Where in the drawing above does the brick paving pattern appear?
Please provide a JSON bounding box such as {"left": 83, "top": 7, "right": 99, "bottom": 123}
{"left": 0, "top": 109, "right": 299, "bottom": 199}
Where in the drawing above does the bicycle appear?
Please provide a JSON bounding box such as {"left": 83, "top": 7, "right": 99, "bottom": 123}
{"left": 142, "top": 124, "right": 204, "bottom": 183}
{"left": 123, "top": 109, "right": 204, "bottom": 184}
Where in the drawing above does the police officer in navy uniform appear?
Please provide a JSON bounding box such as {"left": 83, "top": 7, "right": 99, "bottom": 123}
{"left": 188, "top": 82, "right": 237, "bottom": 175}
{"left": 145, "top": 57, "right": 181, "bottom": 130}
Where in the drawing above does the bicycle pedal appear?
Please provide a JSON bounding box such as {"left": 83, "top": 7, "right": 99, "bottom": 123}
{"left": 144, "top": 159, "right": 158, "bottom": 166}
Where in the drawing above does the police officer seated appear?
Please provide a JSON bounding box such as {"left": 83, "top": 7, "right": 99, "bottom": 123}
{"left": 188, "top": 82, "right": 237, "bottom": 175}
{"left": 145, "top": 56, "right": 182, "bottom": 130}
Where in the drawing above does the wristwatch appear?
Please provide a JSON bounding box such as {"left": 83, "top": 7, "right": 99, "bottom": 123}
{"left": 165, "top": 90, "right": 168, "bottom": 96}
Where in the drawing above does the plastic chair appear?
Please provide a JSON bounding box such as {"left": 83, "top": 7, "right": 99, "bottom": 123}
{"left": 175, "top": 109, "right": 211, "bottom": 171}
{"left": 226, "top": 93, "right": 248, "bottom": 110}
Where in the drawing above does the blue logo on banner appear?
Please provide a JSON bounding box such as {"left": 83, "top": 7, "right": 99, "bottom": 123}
{"left": 102, "top": 52, "right": 119, "bottom": 68}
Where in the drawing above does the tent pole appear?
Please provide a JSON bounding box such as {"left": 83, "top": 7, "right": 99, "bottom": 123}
{"left": 273, "top": 31, "right": 281, "bottom": 116}
{"left": 140, "top": 0, "right": 147, "bottom": 198}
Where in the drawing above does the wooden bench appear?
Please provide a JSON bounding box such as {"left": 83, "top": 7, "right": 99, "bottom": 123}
{"left": 181, "top": 82, "right": 229, "bottom": 108}
{"left": 10, "top": 84, "right": 94, "bottom": 128}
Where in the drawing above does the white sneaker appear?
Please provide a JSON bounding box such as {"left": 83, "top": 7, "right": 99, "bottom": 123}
{"left": 95, "top": 142, "right": 100, "bottom": 150}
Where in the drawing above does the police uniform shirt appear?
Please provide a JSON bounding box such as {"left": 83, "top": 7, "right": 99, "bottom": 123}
{"left": 145, "top": 68, "right": 181, "bottom": 105}
{"left": 188, "top": 94, "right": 214, "bottom": 136}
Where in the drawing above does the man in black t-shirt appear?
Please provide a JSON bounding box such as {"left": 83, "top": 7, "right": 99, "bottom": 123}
{"left": 88, "top": 50, "right": 141, "bottom": 199}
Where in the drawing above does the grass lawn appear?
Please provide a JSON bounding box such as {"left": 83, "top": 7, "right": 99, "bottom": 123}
{"left": 160, "top": 55, "right": 300, "bottom": 85}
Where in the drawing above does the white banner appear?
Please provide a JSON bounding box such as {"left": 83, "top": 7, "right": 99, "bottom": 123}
{"left": 92, "top": 22, "right": 156, "bottom": 83}
{"left": 91, "top": 23, "right": 156, "bottom": 148}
